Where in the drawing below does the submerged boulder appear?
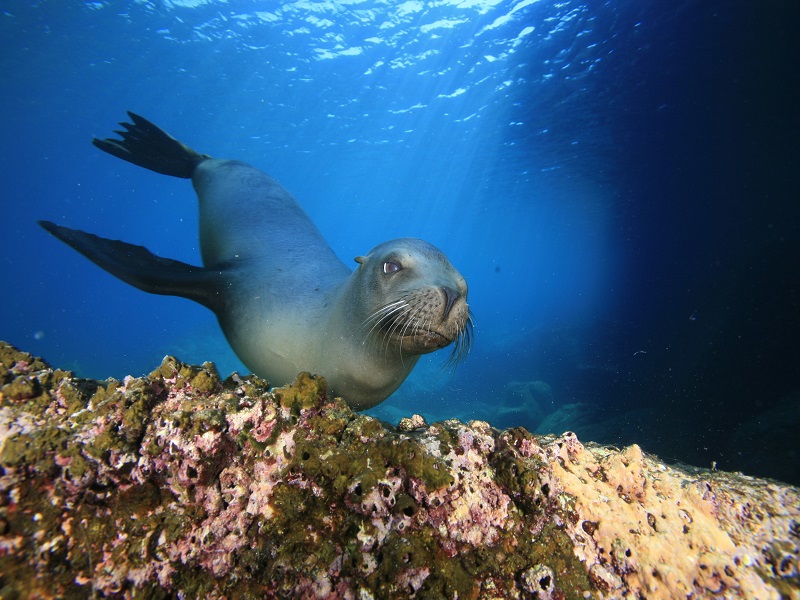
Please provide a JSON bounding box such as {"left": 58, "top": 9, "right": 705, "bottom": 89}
{"left": 0, "top": 341, "right": 798, "bottom": 599}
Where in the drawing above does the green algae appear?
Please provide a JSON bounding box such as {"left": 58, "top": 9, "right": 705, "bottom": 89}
{"left": 120, "top": 379, "right": 160, "bottom": 443}
{"left": 494, "top": 427, "right": 549, "bottom": 512}
{"left": 0, "top": 343, "right": 48, "bottom": 373}
{"left": 223, "top": 372, "right": 271, "bottom": 400}
{"left": 274, "top": 370, "right": 327, "bottom": 410}
{"left": 0, "top": 375, "right": 42, "bottom": 402}
{"left": 56, "top": 379, "right": 95, "bottom": 418}
{"left": 148, "top": 355, "right": 220, "bottom": 394}
{"left": 290, "top": 416, "right": 454, "bottom": 499}
{"left": 189, "top": 362, "right": 221, "bottom": 394}
{"left": 1, "top": 423, "right": 66, "bottom": 474}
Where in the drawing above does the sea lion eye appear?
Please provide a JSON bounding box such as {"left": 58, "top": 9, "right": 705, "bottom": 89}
{"left": 383, "top": 261, "right": 402, "bottom": 274}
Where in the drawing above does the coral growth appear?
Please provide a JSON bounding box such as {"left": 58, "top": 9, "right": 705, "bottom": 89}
{"left": 1, "top": 341, "right": 798, "bottom": 598}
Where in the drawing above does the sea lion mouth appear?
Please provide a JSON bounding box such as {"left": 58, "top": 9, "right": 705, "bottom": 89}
{"left": 398, "top": 328, "right": 452, "bottom": 353}
{"left": 363, "top": 290, "right": 474, "bottom": 363}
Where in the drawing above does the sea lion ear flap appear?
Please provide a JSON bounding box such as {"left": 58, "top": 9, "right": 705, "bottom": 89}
{"left": 354, "top": 255, "right": 366, "bottom": 265}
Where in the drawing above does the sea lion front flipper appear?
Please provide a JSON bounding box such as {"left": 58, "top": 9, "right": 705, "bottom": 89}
{"left": 92, "top": 111, "right": 211, "bottom": 179}
{"left": 39, "top": 221, "right": 226, "bottom": 312}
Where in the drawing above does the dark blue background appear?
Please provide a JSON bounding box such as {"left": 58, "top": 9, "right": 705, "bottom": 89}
{"left": 2, "top": 0, "right": 798, "bottom": 484}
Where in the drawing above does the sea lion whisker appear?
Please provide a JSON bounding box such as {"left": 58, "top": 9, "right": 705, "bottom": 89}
{"left": 399, "top": 304, "right": 435, "bottom": 365}
{"left": 456, "top": 312, "right": 475, "bottom": 364}
{"left": 398, "top": 306, "right": 423, "bottom": 339}
{"left": 362, "top": 302, "right": 409, "bottom": 341}
{"left": 362, "top": 300, "right": 407, "bottom": 327}
{"left": 415, "top": 315, "right": 434, "bottom": 342}
{"left": 367, "top": 300, "right": 410, "bottom": 329}
{"left": 373, "top": 301, "right": 412, "bottom": 335}
{"left": 362, "top": 310, "right": 403, "bottom": 334}
{"left": 384, "top": 303, "right": 422, "bottom": 362}
{"left": 439, "top": 310, "right": 474, "bottom": 372}
{"left": 400, "top": 304, "right": 428, "bottom": 340}
{"left": 385, "top": 305, "right": 413, "bottom": 346}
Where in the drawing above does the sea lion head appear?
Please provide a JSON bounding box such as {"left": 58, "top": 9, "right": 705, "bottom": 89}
{"left": 353, "top": 238, "right": 473, "bottom": 365}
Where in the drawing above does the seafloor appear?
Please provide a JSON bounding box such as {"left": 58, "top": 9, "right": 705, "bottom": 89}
{"left": 0, "top": 341, "right": 798, "bottom": 598}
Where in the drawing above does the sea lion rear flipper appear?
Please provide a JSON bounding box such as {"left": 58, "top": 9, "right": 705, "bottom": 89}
{"left": 40, "top": 221, "right": 225, "bottom": 312}
{"left": 92, "top": 112, "right": 210, "bottom": 179}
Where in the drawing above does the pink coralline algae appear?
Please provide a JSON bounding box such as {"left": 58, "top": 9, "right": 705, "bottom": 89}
{"left": 0, "top": 340, "right": 798, "bottom": 599}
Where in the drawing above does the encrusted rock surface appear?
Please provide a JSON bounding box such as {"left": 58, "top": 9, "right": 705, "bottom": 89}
{"left": 0, "top": 341, "right": 798, "bottom": 599}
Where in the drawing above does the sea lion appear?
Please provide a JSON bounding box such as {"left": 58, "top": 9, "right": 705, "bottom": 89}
{"left": 40, "top": 112, "right": 473, "bottom": 410}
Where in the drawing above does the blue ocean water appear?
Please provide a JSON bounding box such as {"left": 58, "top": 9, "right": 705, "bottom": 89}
{"left": 2, "top": 1, "right": 798, "bottom": 484}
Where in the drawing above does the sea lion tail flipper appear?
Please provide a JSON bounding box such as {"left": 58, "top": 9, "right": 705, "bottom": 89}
{"left": 92, "top": 112, "right": 210, "bottom": 179}
{"left": 40, "top": 221, "right": 225, "bottom": 312}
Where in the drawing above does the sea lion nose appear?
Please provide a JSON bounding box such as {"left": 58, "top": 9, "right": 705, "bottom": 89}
{"left": 442, "top": 287, "right": 460, "bottom": 318}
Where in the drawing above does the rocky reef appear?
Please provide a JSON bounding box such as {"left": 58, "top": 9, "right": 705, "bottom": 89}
{"left": 1, "top": 341, "right": 798, "bottom": 599}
